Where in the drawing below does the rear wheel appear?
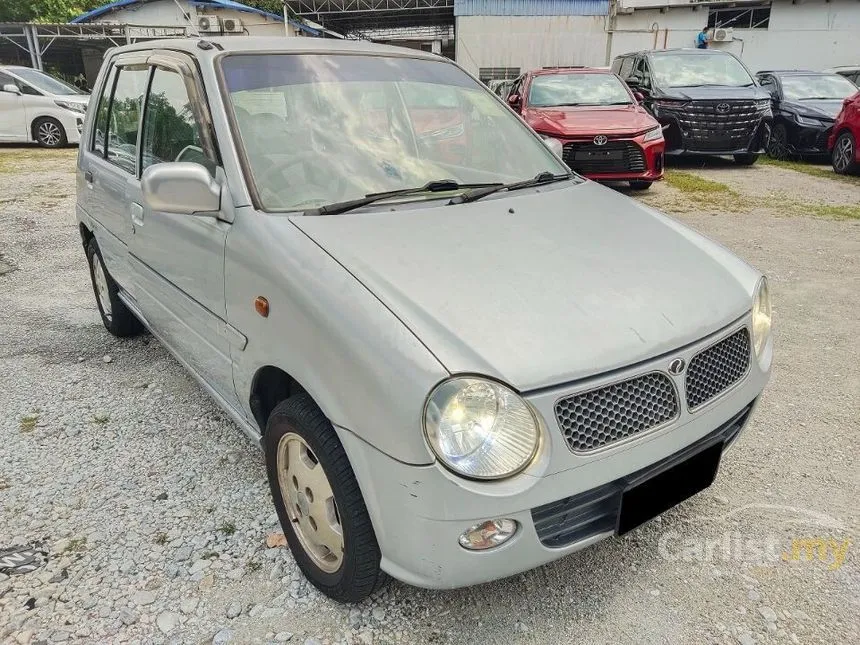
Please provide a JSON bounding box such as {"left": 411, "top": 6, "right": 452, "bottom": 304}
{"left": 264, "top": 394, "right": 386, "bottom": 602}
{"left": 628, "top": 180, "right": 652, "bottom": 190}
{"left": 86, "top": 239, "right": 143, "bottom": 337}
{"left": 733, "top": 153, "right": 759, "bottom": 166}
{"left": 766, "top": 123, "right": 790, "bottom": 160}
{"left": 832, "top": 131, "right": 859, "bottom": 175}
{"left": 33, "top": 117, "right": 66, "bottom": 148}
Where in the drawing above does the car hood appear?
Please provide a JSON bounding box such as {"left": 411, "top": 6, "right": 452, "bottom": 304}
{"left": 524, "top": 105, "right": 657, "bottom": 136}
{"left": 291, "top": 182, "right": 757, "bottom": 392}
{"left": 658, "top": 86, "right": 770, "bottom": 101}
{"left": 52, "top": 94, "right": 89, "bottom": 105}
{"left": 783, "top": 99, "right": 844, "bottom": 120}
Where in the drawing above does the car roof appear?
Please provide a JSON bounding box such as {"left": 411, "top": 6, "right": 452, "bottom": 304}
{"left": 619, "top": 48, "right": 733, "bottom": 57}
{"left": 105, "top": 36, "right": 442, "bottom": 62}
{"left": 530, "top": 67, "right": 614, "bottom": 76}
{"left": 756, "top": 70, "right": 827, "bottom": 76}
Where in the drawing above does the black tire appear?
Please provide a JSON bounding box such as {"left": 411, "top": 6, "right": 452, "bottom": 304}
{"left": 33, "top": 117, "right": 67, "bottom": 148}
{"left": 86, "top": 239, "right": 143, "bottom": 337}
{"left": 629, "top": 180, "right": 652, "bottom": 190}
{"left": 264, "top": 394, "right": 386, "bottom": 602}
{"left": 766, "top": 123, "right": 790, "bottom": 160}
{"left": 831, "top": 131, "right": 859, "bottom": 175}
{"left": 733, "top": 153, "right": 760, "bottom": 166}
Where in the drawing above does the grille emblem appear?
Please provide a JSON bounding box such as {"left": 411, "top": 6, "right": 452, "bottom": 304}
{"left": 668, "top": 358, "right": 686, "bottom": 375}
{"left": 716, "top": 103, "right": 731, "bottom": 114}
{"left": 593, "top": 135, "right": 608, "bottom": 146}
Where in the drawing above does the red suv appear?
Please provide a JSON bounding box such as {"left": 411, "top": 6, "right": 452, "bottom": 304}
{"left": 829, "top": 90, "right": 860, "bottom": 174}
{"left": 508, "top": 68, "right": 664, "bottom": 189}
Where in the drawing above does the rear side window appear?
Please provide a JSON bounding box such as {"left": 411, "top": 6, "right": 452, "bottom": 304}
{"left": 141, "top": 67, "right": 214, "bottom": 174}
{"left": 106, "top": 65, "right": 149, "bottom": 174}
{"left": 619, "top": 57, "right": 634, "bottom": 80}
{"left": 92, "top": 65, "right": 118, "bottom": 157}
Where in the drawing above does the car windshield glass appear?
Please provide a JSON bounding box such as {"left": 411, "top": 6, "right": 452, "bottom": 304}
{"left": 528, "top": 73, "right": 632, "bottom": 107}
{"left": 780, "top": 74, "right": 857, "bottom": 100}
{"left": 11, "top": 68, "right": 85, "bottom": 95}
{"left": 650, "top": 52, "right": 753, "bottom": 88}
{"left": 220, "top": 54, "right": 568, "bottom": 212}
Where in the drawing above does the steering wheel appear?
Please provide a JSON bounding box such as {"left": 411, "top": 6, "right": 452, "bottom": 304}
{"left": 256, "top": 153, "right": 345, "bottom": 207}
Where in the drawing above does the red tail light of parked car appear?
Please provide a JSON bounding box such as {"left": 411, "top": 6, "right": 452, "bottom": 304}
{"left": 508, "top": 68, "right": 665, "bottom": 190}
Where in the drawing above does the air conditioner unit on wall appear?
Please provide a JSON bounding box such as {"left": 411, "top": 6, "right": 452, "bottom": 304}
{"left": 711, "top": 27, "right": 734, "bottom": 42}
{"left": 197, "top": 15, "right": 221, "bottom": 33}
{"left": 222, "top": 18, "right": 244, "bottom": 34}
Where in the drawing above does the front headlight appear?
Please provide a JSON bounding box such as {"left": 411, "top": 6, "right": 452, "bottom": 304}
{"left": 752, "top": 277, "right": 772, "bottom": 361}
{"left": 54, "top": 100, "right": 86, "bottom": 114}
{"left": 424, "top": 377, "right": 540, "bottom": 480}
{"left": 795, "top": 114, "right": 823, "bottom": 127}
{"left": 642, "top": 126, "right": 664, "bottom": 142}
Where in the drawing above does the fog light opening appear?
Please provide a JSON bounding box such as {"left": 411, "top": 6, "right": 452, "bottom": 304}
{"left": 458, "top": 519, "right": 518, "bottom": 551}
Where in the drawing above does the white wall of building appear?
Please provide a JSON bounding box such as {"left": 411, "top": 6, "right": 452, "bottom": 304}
{"left": 81, "top": 0, "right": 292, "bottom": 37}
{"left": 456, "top": 15, "right": 608, "bottom": 77}
{"left": 612, "top": 0, "right": 860, "bottom": 72}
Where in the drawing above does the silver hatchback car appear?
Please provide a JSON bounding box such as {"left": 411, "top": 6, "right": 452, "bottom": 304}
{"left": 76, "top": 37, "right": 772, "bottom": 602}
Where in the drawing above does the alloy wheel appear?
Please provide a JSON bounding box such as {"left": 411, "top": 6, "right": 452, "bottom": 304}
{"left": 276, "top": 432, "right": 343, "bottom": 573}
{"left": 92, "top": 255, "right": 112, "bottom": 321}
{"left": 833, "top": 135, "right": 854, "bottom": 173}
{"left": 767, "top": 126, "right": 788, "bottom": 160}
{"left": 37, "top": 121, "right": 62, "bottom": 147}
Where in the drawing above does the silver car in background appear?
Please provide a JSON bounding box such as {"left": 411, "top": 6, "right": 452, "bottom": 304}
{"left": 76, "top": 37, "right": 772, "bottom": 602}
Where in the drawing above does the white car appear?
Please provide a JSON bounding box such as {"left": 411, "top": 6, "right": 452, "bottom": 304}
{"left": 0, "top": 66, "right": 89, "bottom": 147}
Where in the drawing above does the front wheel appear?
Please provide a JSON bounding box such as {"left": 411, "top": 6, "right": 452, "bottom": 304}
{"left": 733, "top": 153, "right": 759, "bottom": 166}
{"left": 33, "top": 117, "right": 67, "bottom": 148}
{"left": 832, "top": 131, "right": 859, "bottom": 175}
{"left": 264, "top": 394, "right": 386, "bottom": 602}
{"left": 766, "top": 124, "right": 790, "bottom": 160}
{"left": 86, "top": 239, "right": 143, "bottom": 337}
{"left": 629, "top": 180, "right": 652, "bottom": 190}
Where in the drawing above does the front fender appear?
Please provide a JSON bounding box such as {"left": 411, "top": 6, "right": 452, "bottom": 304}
{"left": 225, "top": 207, "right": 447, "bottom": 464}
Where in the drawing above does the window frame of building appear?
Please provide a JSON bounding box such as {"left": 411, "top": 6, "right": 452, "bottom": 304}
{"left": 708, "top": 3, "right": 771, "bottom": 30}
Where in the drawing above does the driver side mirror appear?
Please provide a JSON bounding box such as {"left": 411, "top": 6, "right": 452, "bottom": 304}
{"left": 2, "top": 83, "right": 21, "bottom": 95}
{"left": 633, "top": 91, "right": 645, "bottom": 103}
{"left": 507, "top": 93, "right": 521, "bottom": 109}
{"left": 141, "top": 162, "right": 220, "bottom": 215}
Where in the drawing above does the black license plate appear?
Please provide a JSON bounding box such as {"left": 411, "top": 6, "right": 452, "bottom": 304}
{"left": 617, "top": 442, "right": 723, "bottom": 535}
{"left": 575, "top": 150, "right": 623, "bottom": 161}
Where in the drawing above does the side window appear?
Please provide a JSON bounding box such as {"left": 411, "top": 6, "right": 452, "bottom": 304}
{"left": 92, "top": 65, "right": 118, "bottom": 157}
{"left": 0, "top": 71, "right": 14, "bottom": 87}
{"left": 635, "top": 57, "right": 651, "bottom": 87}
{"left": 619, "top": 57, "right": 634, "bottom": 80}
{"left": 141, "top": 67, "right": 214, "bottom": 174}
{"left": 106, "top": 65, "right": 149, "bottom": 174}
{"left": 19, "top": 83, "right": 40, "bottom": 96}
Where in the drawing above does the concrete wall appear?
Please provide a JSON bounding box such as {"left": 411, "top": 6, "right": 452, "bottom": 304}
{"left": 456, "top": 15, "right": 608, "bottom": 76}
{"left": 83, "top": 0, "right": 290, "bottom": 36}
{"left": 612, "top": 0, "right": 860, "bottom": 72}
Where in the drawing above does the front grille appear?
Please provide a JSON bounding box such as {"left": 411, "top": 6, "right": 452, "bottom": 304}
{"left": 665, "top": 101, "right": 765, "bottom": 150}
{"left": 686, "top": 328, "right": 751, "bottom": 409}
{"left": 532, "top": 401, "right": 755, "bottom": 548}
{"left": 555, "top": 373, "right": 679, "bottom": 453}
{"left": 562, "top": 140, "right": 646, "bottom": 174}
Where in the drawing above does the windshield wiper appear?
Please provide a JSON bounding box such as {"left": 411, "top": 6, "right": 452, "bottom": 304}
{"left": 798, "top": 96, "right": 840, "bottom": 100}
{"left": 449, "top": 171, "right": 571, "bottom": 205}
{"left": 304, "top": 179, "right": 503, "bottom": 216}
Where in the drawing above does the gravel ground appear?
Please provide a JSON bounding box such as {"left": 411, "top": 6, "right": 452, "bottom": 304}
{"left": 1, "top": 147, "right": 858, "bottom": 645}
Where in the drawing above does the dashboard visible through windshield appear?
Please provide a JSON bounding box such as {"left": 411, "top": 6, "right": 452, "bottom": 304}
{"left": 219, "top": 53, "right": 568, "bottom": 212}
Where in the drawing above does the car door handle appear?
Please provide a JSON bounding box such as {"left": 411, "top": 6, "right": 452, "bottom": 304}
{"left": 130, "top": 202, "right": 144, "bottom": 227}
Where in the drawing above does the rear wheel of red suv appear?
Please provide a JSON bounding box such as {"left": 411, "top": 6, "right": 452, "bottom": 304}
{"left": 629, "top": 181, "right": 652, "bottom": 190}
{"left": 832, "top": 131, "right": 859, "bottom": 175}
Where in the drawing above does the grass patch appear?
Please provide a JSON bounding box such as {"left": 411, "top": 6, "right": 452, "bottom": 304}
{"left": 153, "top": 532, "right": 168, "bottom": 545}
{"left": 245, "top": 559, "right": 262, "bottom": 573}
{"left": 664, "top": 170, "right": 735, "bottom": 195}
{"left": 759, "top": 156, "right": 860, "bottom": 187}
{"left": 20, "top": 413, "right": 39, "bottom": 432}
{"left": 802, "top": 203, "right": 860, "bottom": 220}
{"left": 219, "top": 521, "right": 237, "bottom": 536}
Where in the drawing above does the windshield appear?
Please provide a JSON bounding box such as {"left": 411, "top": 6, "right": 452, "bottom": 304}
{"left": 781, "top": 74, "right": 857, "bottom": 100}
{"left": 650, "top": 52, "right": 754, "bottom": 88}
{"left": 220, "top": 54, "right": 568, "bottom": 212}
{"left": 11, "top": 68, "right": 85, "bottom": 95}
{"left": 528, "top": 73, "right": 632, "bottom": 107}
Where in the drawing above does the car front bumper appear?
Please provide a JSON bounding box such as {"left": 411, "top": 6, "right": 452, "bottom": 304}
{"left": 338, "top": 322, "right": 771, "bottom": 589}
